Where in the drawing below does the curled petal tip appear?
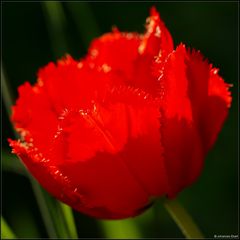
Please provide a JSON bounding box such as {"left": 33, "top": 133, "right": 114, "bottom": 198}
{"left": 112, "top": 26, "right": 120, "bottom": 33}
{"left": 150, "top": 6, "right": 159, "bottom": 18}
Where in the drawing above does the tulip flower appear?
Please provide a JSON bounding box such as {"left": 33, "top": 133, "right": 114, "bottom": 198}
{"left": 9, "top": 7, "right": 231, "bottom": 220}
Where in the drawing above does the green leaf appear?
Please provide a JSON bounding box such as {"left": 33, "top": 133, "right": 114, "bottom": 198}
{"left": 59, "top": 203, "right": 78, "bottom": 238}
{"left": 2, "top": 149, "right": 27, "bottom": 176}
{"left": 39, "top": 194, "right": 78, "bottom": 238}
{"left": 1, "top": 216, "right": 17, "bottom": 239}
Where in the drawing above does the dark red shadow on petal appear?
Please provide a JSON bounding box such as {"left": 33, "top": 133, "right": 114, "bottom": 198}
{"left": 9, "top": 139, "right": 150, "bottom": 219}
{"left": 184, "top": 49, "right": 231, "bottom": 154}
{"left": 58, "top": 151, "right": 150, "bottom": 219}
{"left": 157, "top": 44, "right": 204, "bottom": 197}
{"left": 160, "top": 117, "right": 204, "bottom": 198}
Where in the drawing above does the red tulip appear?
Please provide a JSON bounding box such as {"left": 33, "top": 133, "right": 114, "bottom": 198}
{"left": 9, "top": 7, "right": 231, "bottom": 219}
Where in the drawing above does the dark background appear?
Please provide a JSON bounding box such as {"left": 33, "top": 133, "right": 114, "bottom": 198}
{"left": 2, "top": 1, "right": 239, "bottom": 238}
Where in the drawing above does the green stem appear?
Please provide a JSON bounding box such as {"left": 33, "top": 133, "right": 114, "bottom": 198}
{"left": 1, "top": 216, "right": 17, "bottom": 239}
{"left": 100, "top": 219, "right": 142, "bottom": 239}
{"left": 163, "top": 199, "right": 204, "bottom": 239}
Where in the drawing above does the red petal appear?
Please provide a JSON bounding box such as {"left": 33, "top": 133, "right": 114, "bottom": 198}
{"left": 87, "top": 31, "right": 141, "bottom": 84}
{"left": 52, "top": 87, "right": 168, "bottom": 198}
{"left": 160, "top": 44, "right": 193, "bottom": 120}
{"left": 37, "top": 56, "right": 109, "bottom": 113}
{"left": 12, "top": 82, "right": 58, "bottom": 155}
{"left": 12, "top": 57, "right": 112, "bottom": 162}
{"left": 58, "top": 152, "right": 150, "bottom": 219}
{"left": 138, "top": 6, "right": 173, "bottom": 60}
{"left": 159, "top": 44, "right": 204, "bottom": 197}
{"left": 9, "top": 138, "right": 149, "bottom": 219}
{"left": 89, "top": 35, "right": 158, "bottom": 96}
{"left": 185, "top": 49, "right": 232, "bottom": 152}
{"left": 109, "top": 87, "right": 169, "bottom": 196}
{"left": 11, "top": 85, "right": 168, "bottom": 219}
{"left": 135, "top": 7, "right": 173, "bottom": 96}
{"left": 8, "top": 139, "right": 86, "bottom": 207}
{"left": 157, "top": 44, "right": 231, "bottom": 197}
{"left": 86, "top": 8, "right": 173, "bottom": 97}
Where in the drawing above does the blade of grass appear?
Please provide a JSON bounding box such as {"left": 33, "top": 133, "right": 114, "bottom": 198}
{"left": 2, "top": 149, "right": 27, "bottom": 176}
{"left": 42, "top": 1, "right": 69, "bottom": 58}
{"left": 39, "top": 192, "right": 72, "bottom": 238}
{"left": 30, "top": 180, "right": 59, "bottom": 238}
{"left": 2, "top": 71, "right": 77, "bottom": 238}
{"left": 1, "top": 66, "right": 14, "bottom": 119}
{"left": 3, "top": 65, "right": 78, "bottom": 238}
{"left": 66, "top": 2, "right": 101, "bottom": 50}
{"left": 99, "top": 219, "right": 142, "bottom": 239}
{"left": 31, "top": 189, "right": 77, "bottom": 238}
{"left": 1, "top": 216, "right": 17, "bottom": 239}
{"left": 2, "top": 64, "right": 59, "bottom": 238}
{"left": 59, "top": 203, "right": 78, "bottom": 238}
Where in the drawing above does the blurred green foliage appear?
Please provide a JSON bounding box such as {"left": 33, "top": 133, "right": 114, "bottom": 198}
{"left": 2, "top": 2, "right": 238, "bottom": 238}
